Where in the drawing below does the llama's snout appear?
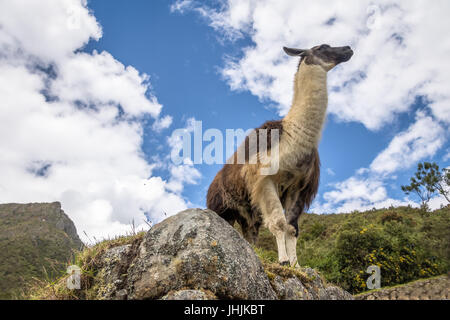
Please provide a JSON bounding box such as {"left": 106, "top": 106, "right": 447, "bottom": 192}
{"left": 336, "top": 46, "right": 354, "bottom": 63}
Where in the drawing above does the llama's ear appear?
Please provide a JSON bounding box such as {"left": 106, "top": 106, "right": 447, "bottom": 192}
{"left": 283, "top": 47, "right": 306, "bottom": 57}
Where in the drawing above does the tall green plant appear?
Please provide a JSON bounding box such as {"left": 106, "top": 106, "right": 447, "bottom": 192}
{"left": 401, "top": 162, "right": 450, "bottom": 210}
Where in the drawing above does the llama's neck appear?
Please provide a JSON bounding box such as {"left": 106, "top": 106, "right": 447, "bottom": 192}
{"left": 283, "top": 63, "right": 328, "bottom": 149}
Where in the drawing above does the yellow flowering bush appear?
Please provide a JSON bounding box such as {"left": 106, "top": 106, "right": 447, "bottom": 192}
{"left": 333, "top": 219, "right": 444, "bottom": 294}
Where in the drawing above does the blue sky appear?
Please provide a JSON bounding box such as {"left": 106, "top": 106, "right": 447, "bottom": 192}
{"left": 0, "top": 0, "right": 448, "bottom": 240}
{"left": 85, "top": 0, "right": 448, "bottom": 207}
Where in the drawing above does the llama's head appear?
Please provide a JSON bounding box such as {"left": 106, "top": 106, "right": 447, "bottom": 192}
{"left": 283, "top": 44, "right": 353, "bottom": 71}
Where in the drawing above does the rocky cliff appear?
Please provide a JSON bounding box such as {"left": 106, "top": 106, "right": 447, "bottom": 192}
{"left": 0, "top": 202, "right": 83, "bottom": 299}
{"left": 30, "top": 208, "right": 353, "bottom": 300}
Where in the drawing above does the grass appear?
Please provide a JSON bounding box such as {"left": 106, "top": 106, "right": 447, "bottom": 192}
{"left": 0, "top": 203, "right": 83, "bottom": 299}
{"left": 252, "top": 205, "right": 450, "bottom": 294}
{"left": 253, "top": 246, "right": 312, "bottom": 283}
{"left": 26, "top": 232, "right": 145, "bottom": 300}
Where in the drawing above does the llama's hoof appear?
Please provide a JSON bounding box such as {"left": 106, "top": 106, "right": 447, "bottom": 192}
{"left": 279, "top": 261, "right": 290, "bottom": 266}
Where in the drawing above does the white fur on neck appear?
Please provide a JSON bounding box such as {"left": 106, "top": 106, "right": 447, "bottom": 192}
{"left": 282, "top": 62, "right": 328, "bottom": 150}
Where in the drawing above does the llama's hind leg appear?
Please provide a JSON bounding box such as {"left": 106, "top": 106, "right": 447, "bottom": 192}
{"left": 253, "top": 178, "right": 289, "bottom": 264}
{"left": 237, "top": 209, "right": 262, "bottom": 245}
{"left": 220, "top": 209, "right": 238, "bottom": 227}
{"left": 237, "top": 215, "right": 255, "bottom": 245}
{"left": 284, "top": 189, "right": 303, "bottom": 268}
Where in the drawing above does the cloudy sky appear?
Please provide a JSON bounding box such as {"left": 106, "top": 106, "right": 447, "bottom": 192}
{"left": 0, "top": 0, "right": 448, "bottom": 241}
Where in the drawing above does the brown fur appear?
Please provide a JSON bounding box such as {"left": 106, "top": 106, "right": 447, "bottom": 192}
{"left": 207, "top": 119, "right": 319, "bottom": 241}
{"left": 225, "top": 120, "right": 284, "bottom": 164}
{"left": 206, "top": 120, "right": 284, "bottom": 243}
{"left": 283, "top": 149, "right": 320, "bottom": 237}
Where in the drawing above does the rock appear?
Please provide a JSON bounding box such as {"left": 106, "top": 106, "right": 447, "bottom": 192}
{"left": 96, "top": 245, "right": 132, "bottom": 300}
{"left": 271, "top": 275, "right": 313, "bottom": 300}
{"left": 126, "top": 209, "right": 277, "bottom": 300}
{"left": 322, "top": 286, "right": 354, "bottom": 300}
{"left": 356, "top": 275, "right": 450, "bottom": 300}
{"left": 269, "top": 273, "right": 353, "bottom": 300}
{"left": 84, "top": 208, "right": 353, "bottom": 300}
{"left": 161, "top": 290, "right": 217, "bottom": 300}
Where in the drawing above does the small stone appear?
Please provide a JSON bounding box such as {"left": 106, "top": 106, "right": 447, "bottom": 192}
{"left": 115, "top": 289, "right": 127, "bottom": 300}
{"left": 161, "top": 290, "right": 217, "bottom": 300}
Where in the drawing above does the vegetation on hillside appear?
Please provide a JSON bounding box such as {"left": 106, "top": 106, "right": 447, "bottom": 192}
{"left": 255, "top": 205, "right": 450, "bottom": 294}
{"left": 0, "top": 203, "right": 83, "bottom": 299}
{"left": 26, "top": 232, "right": 145, "bottom": 300}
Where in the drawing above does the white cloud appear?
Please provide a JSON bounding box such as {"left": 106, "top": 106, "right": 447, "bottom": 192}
{"left": 171, "top": 0, "right": 250, "bottom": 41}
{"left": 152, "top": 115, "right": 173, "bottom": 132}
{"left": 314, "top": 174, "right": 418, "bottom": 214}
{"left": 170, "top": 0, "right": 194, "bottom": 14}
{"left": 428, "top": 194, "right": 449, "bottom": 211}
{"left": 166, "top": 118, "right": 202, "bottom": 193}
{"left": 324, "top": 177, "right": 387, "bottom": 204}
{"left": 166, "top": 158, "right": 202, "bottom": 193}
{"left": 167, "top": 117, "right": 197, "bottom": 157}
{"left": 443, "top": 150, "right": 450, "bottom": 162}
{"left": 370, "top": 112, "right": 446, "bottom": 174}
{"left": 0, "top": 0, "right": 101, "bottom": 63}
{"left": 51, "top": 51, "right": 162, "bottom": 117}
{"left": 0, "top": 0, "right": 194, "bottom": 242}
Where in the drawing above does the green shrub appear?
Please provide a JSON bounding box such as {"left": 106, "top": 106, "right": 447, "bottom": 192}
{"left": 254, "top": 205, "right": 449, "bottom": 294}
{"left": 331, "top": 214, "right": 446, "bottom": 293}
{"left": 380, "top": 211, "right": 403, "bottom": 224}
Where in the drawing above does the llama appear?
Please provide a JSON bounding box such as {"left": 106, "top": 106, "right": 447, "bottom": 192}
{"left": 207, "top": 44, "right": 353, "bottom": 267}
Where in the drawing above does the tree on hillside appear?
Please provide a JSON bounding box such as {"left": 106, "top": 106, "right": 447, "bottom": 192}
{"left": 401, "top": 162, "right": 450, "bottom": 210}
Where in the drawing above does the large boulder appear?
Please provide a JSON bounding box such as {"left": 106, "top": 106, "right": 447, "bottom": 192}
{"left": 88, "top": 208, "right": 353, "bottom": 300}
{"left": 126, "top": 209, "right": 277, "bottom": 300}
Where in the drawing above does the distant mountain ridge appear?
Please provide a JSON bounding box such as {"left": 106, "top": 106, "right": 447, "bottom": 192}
{"left": 0, "top": 202, "right": 83, "bottom": 299}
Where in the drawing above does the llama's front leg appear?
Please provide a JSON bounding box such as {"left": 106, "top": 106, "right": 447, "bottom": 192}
{"left": 254, "top": 178, "right": 289, "bottom": 264}
{"left": 285, "top": 226, "right": 299, "bottom": 268}
{"left": 284, "top": 190, "right": 303, "bottom": 268}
